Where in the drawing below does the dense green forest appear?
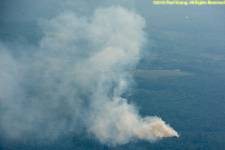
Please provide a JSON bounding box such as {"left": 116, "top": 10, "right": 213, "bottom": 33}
{"left": 1, "top": 49, "right": 225, "bottom": 150}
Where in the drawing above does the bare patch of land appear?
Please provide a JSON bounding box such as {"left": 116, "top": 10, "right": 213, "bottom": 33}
{"left": 132, "top": 70, "right": 192, "bottom": 79}
{"left": 200, "top": 53, "right": 224, "bottom": 62}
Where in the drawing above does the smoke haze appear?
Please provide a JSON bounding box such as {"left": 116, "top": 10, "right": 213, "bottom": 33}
{"left": 0, "top": 4, "right": 178, "bottom": 146}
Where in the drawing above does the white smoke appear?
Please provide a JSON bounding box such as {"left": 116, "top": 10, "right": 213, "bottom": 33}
{"left": 0, "top": 6, "right": 178, "bottom": 146}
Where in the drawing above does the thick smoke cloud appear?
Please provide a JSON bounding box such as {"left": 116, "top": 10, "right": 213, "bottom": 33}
{"left": 0, "top": 6, "right": 178, "bottom": 146}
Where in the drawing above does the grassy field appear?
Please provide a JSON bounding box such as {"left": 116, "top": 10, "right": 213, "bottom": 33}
{"left": 132, "top": 70, "right": 192, "bottom": 79}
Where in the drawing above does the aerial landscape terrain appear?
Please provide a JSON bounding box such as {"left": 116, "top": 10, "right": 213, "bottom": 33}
{"left": 0, "top": 0, "right": 225, "bottom": 149}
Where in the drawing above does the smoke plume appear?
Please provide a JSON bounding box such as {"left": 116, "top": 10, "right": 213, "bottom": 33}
{"left": 0, "top": 6, "right": 178, "bottom": 146}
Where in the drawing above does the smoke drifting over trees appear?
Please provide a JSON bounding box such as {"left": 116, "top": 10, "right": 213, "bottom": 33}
{"left": 0, "top": 2, "right": 178, "bottom": 146}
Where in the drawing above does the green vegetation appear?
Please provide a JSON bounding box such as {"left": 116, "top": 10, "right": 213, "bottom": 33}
{"left": 4, "top": 53, "right": 224, "bottom": 150}
{"left": 1, "top": 12, "right": 225, "bottom": 150}
{"left": 125, "top": 49, "right": 225, "bottom": 149}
